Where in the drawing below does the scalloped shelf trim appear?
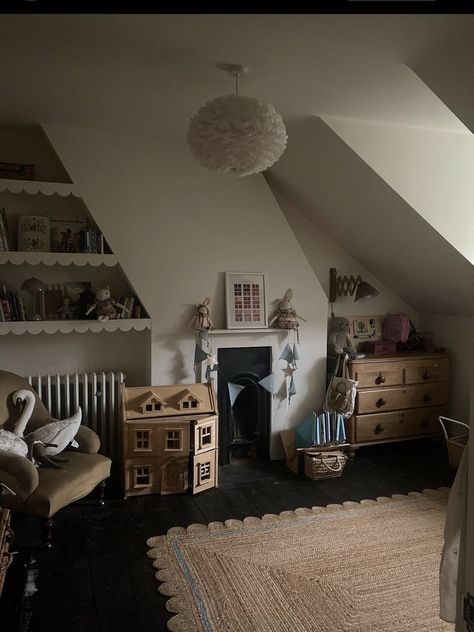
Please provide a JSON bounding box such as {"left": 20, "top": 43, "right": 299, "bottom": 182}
{"left": 0, "top": 252, "right": 117, "bottom": 267}
{"left": 0, "top": 319, "right": 151, "bottom": 335}
{"left": 0, "top": 178, "right": 81, "bottom": 197}
{"left": 146, "top": 487, "right": 451, "bottom": 632}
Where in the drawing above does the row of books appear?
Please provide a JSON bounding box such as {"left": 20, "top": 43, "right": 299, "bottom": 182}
{"left": 295, "top": 411, "right": 347, "bottom": 449}
{"left": 0, "top": 285, "right": 26, "bottom": 322}
{"left": 0, "top": 209, "right": 107, "bottom": 254}
{"left": 0, "top": 209, "right": 12, "bottom": 251}
{"left": 116, "top": 296, "right": 142, "bottom": 319}
{"left": 79, "top": 229, "right": 104, "bottom": 254}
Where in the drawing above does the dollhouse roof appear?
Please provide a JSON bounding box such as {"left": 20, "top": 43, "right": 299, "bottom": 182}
{"left": 175, "top": 388, "right": 203, "bottom": 405}
{"left": 137, "top": 390, "right": 168, "bottom": 408}
{"left": 123, "top": 383, "right": 216, "bottom": 420}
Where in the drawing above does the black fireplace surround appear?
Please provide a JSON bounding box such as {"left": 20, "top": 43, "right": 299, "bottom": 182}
{"left": 217, "top": 346, "right": 271, "bottom": 465}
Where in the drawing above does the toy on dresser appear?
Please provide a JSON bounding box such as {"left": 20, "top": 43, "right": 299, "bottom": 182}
{"left": 327, "top": 317, "right": 357, "bottom": 358}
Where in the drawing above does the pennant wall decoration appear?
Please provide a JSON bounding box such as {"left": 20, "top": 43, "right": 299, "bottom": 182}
{"left": 258, "top": 373, "right": 275, "bottom": 395}
{"left": 205, "top": 365, "right": 211, "bottom": 382}
{"left": 194, "top": 344, "right": 209, "bottom": 366}
{"left": 228, "top": 382, "right": 246, "bottom": 407}
{"left": 279, "top": 343, "right": 294, "bottom": 363}
{"left": 197, "top": 329, "right": 209, "bottom": 342}
{"left": 292, "top": 342, "right": 300, "bottom": 363}
{"left": 288, "top": 376, "right": 297, "bottom": 397}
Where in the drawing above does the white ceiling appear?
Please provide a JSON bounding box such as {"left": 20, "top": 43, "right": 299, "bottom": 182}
{"left": 0, "top": 13, "right": 473, "bottom": 138}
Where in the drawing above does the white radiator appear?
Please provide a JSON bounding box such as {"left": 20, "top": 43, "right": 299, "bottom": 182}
{"left": 27, "top": 371, "right": 125, "bottom": 459}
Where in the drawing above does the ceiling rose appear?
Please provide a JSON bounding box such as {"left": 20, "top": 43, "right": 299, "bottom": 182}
{"left": 187, "top": 63, "right": 288, "bottom": 178}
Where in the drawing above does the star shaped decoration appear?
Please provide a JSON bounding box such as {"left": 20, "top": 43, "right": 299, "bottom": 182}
{"left": 207, "top": 354, "right": 218, "bottom": 370}
{"left": 282, "top": 365, "right": 296, "bottom": 378}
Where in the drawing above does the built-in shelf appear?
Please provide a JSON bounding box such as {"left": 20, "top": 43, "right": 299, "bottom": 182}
{"left": 209, "top": 328, "right": 288, "bottom": 335}
{"left": 0, "top": 178, "right": 81, "bottom": 198}
{"left": 0, "top": 251, "right": 117, "bottom": 267}
{"left": 0, "top": 318, "right": 151, "bottom": 335}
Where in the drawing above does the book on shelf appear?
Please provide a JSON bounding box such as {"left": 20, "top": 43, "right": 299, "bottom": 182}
{"left": 79, "top": 228, "right": 104, "bottom": 254}
{"left": 0, "top": 208, "right": 12, "bottom": 251}
{"left": 50, "top": 216, "right": 87, "bottom": 253}
{"left": 0, "top": 285, "right": 26, "bottom": 322}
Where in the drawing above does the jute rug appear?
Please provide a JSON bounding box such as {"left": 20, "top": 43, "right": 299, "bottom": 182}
{"left": 147, "top": 488, "right": 454, "bottom": 632}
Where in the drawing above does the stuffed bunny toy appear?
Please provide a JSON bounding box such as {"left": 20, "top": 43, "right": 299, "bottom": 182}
{"left": 194, "top": 297, "right": 214, "bottom": 331}
{"left": 269, "top": 289, "right": 306, "bottom": 330}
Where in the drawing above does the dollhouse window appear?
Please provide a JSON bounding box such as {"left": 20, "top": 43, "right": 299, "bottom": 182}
{"left": 182, "top": 401, "right": 190, "bottom": 409}
{"left": 154, "top": 403, "right": 162, "bottom": 411}
{"left": 166, "top": 430, "right": 182, "bottom": 450}
{"left": 190, "top": 400, "right": 198, "bottom": 408}
{"left": 135, "top": 430, "right": 151, "bottom": 450}
{"left": 145, "top": 404, "right": 153, "bottom": 412}
{"left": 200, "top": 426, "right": 212, "bottom": 447}
{"left": 199, "top": 461, "right": 211, "bottom": 482}
{"left": 134, "top": 466, "right": 152, "bottom": 487}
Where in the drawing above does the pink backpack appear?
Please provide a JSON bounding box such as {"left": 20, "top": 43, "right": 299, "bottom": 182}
{"left": 382, "top": 313, "right": 410, "bottom": 343}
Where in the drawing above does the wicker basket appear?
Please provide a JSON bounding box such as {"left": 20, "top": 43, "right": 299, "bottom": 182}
{"left": 439, "top": 416, "right": 469, "bottom": 469}
{"left": 304, "top": 450, "right": 347, "bottom": 480}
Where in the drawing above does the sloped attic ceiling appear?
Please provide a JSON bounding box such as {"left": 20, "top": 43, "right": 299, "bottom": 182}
{"left": 266, "top": 117, "right": 473, "bottom": 316}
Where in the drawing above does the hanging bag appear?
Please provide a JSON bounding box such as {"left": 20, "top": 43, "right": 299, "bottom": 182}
{"left": 323, "top": 354, "right": 358, "bottom": 418}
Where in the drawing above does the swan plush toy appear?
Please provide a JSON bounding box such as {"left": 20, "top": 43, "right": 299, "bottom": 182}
{"left": 0, "top": 391, "right": 30, "bottom": 457}
{"left": 12, "top": 390, "right": 82, "bottom": 468}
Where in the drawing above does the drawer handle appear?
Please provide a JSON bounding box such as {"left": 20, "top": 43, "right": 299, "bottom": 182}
{"left": 374, "top": 424, "right": 385, "bottom": 434}
{"left": 422, "top": 371, "right": 432, "bottom": 381}
{"left": 423, "top": 393, "right": 432, "bottom": 403}
{"left": 376, "top": 398, "right": 386, "bottom": 408}
{"left": 375, "top": 372, "right": 386, "bottom": 385}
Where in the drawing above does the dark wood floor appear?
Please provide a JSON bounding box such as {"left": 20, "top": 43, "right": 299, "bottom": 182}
{"left": 0, "top": 439, "right": 456, "bottom": 632}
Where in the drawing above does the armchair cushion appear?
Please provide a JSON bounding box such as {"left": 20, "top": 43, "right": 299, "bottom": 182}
{"left": 71, "top": 425, "right": 101, "bottom": 455}
{"left": 0, "top": 448, "right": 39, "bottom": 501}
{"left": 1, "top": 452, "right": 111, "bottom": 518}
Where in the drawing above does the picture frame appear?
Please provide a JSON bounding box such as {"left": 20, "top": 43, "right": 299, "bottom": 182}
{"left": 347, "top": 315, "right": 382, "bottom": 341}
{"left": 50, "top": 216, "right": 87, "bottom": 253}
{"left": 225, "top": 272, "right": 267, "bottom": 329}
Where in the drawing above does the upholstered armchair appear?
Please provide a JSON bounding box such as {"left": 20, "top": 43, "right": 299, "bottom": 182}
{"left": 0, "top": 370, "right": 111, "bottom": 545}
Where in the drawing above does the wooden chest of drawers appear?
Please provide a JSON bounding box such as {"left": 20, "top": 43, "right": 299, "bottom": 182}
{"left": 347, "top": 352, "right": 449, "bottom": 448}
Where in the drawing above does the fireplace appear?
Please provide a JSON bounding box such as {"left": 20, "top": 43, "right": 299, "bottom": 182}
{"left": 217, "top": 347, "right": 271, "bottom": 465}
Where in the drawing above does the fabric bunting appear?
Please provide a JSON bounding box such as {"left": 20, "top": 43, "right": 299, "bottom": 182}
{"left": 292, "top": 342, "right": 300, "bottom": 363}
{"left": 197, "top": 329, "right": 209, "bottom": 342}
{"left": 194, "top": 344, "right": 209, "bottom": 366}
{"left": 228, "top": 382, "right": 246, "bottom": 407}
{"left": 288, "top": 376, "right": 297, "bottom": 397}
{"left": 205, "top": 365, "right": 211, "bottom": 382}
{"left": 258, "top": 373, "right": 275, "bottom": 395}
{"left": 279, "top": 343, "right": 294, "bottom": 364}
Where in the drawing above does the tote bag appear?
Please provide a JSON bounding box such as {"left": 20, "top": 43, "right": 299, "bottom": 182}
{"left": 323, "top": 354, "right": 358, "bottom": 418}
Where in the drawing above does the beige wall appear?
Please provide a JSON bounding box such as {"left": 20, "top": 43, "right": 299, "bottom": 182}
{"left": 273, "top": 188, "right": 419, "bottom": 323}
{"left": 323, "top": 116, "right": 474, "bottom": 265}
{"left": 44, "top": 124, "right": 330, "bottom": 459}
{"left": 420, "top": 313, "right": 472, "bottom": 423}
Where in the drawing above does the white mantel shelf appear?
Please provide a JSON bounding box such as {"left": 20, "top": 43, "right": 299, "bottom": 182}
{"left": 209, "top": 328, "right": 288, "bottom": 335}
{"left": 0, "top": 178, "right": 81, "bottom": 198}
{"left": 0, "top": 252, "right": 117, "bottom": 267}
{"left": 0, "top": 318, "right": 151, "bottom": 335}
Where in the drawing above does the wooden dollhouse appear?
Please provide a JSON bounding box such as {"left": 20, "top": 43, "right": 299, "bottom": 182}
{"left": 121, "top": 382, "right": 218, "bottom": 497}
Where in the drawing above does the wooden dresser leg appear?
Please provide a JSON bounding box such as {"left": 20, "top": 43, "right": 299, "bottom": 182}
{"left": 44, "top": 518, "right": 53, "bottom": 549}
{"left": 98, "top": 480, "right": 107, "bottom": 506}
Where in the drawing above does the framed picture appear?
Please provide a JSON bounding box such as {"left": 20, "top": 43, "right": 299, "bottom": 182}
{"left": 225, "top": 272, "right": 267, "bottom": 329}
{"left": 18, "top": 215, "right": 50, "bottom": 252}
{"left": 50, "top": 216, "right": 87, "bottom": 253}
{"left": 348, "top": 315, "right": 382, "bottom": 341}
